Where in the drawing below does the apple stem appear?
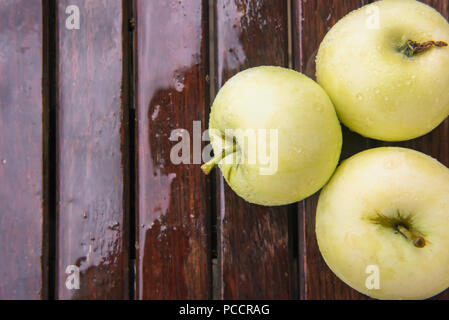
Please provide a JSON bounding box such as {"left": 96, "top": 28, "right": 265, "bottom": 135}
{"left": 201, "top": 145, "right": 237, "bottom": 175}
{"left": 396, "top": 224, "right": 426, "bottom": 248}
{"left": 402, "top": 40, "right": 448, "bottom": 57}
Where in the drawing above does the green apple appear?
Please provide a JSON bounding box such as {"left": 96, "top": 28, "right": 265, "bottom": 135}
{"left": 316, "top": 0, "right": 449, "bottom": 141}
{"left": 316, "top": 147, "right": 449, "bottom": 299}
{"left": 201, "top": 66, "right": 342, "bottom": 206}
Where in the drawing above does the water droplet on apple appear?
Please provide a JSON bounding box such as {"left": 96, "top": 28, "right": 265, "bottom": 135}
{"left": 384, "top": 96, "right": 389, "bottom": 101}
{"left": 405, "top": 80, "right": 411, "bottom": 85}
{"left": 356, "top": 93, "right": 363, "bottom": 100}
{"left": 1, "top": 159, "right": 5, "bottom": 165}
{"left": 411, "top": 75, "right": 416, "bottom": 79}
{"left": 384, "top": 160, "right": 395, "bottom": 169}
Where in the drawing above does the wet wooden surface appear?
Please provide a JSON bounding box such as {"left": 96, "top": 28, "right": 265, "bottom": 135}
{"left": 0, "top": 0, "right": 449, "bottom": 300}
{"left": 214, "top": 0, "right": 296, "bottom": 299}
{"left": 135, "top": 0, "right": 211, "bottom": 299}
{"left": 56, "top": 0, "right": 129, "bottom": 299}
{"left": 0, "top": 0, "right": 47, "bottom": 300}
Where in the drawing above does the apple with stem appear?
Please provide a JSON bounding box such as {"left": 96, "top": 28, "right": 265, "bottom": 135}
{"left": 316, "top": 0, "right": 449, "bottom": 141}
{"left": 316, "top": 147, "right": 449, "bottom": 299}
{"left": 201, "top": 66, "right": 342, "bottom": 206}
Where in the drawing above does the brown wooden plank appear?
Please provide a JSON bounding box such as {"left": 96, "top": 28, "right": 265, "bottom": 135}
{"left": 214, "top": 0, "right": 295, "bottom": 299}
{"left": 293, "top": 0, "right": 371, "bottom": 300}
{"left": 135, "top": 0, "right": 211, "bottom": 299}
{"left": 0, "top": 0, "right": 47, "bottom": 300}
{"left": 56, "top": 0, "right": 129, "bottom": 299}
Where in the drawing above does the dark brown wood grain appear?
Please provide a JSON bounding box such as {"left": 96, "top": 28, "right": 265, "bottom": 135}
{"left": 0, "top": 0, "right": 47, "bottom": 300}
{"left": 135, "top": 0, "right": 211, "bottom": 299}
{"left": 0, "top": 0, "right": 447, "bottom": 301}
{"left": 293, "top": 0, "right": 371, "bottom": 300}
{"left": 56, "top": 0, "right": 129, "bottom": 299}
{"left": 214, "top": 0, "right": 295, "bottom": 299}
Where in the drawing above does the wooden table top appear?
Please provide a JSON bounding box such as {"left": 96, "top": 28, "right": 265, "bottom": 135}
{"left": 0, "top": 0, "right": 447, "bottom": 300}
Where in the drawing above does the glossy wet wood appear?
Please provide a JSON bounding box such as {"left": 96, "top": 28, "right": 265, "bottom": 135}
{"left": 214, "top": 0, "right": 295, "bottom": 299}
{"left": 135, "top": 0, "right": 211, "bottom": 299}
{"left": 0, "top": 0, "right": 448, "bottom": 301}
{"left": 0, "top": 0, "right": 47, "bottom": 300}
{"left": 56, "top": 0, "right": 129, "bottom": 299}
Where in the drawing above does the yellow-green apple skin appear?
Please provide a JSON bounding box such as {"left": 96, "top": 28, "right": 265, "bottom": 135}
{"left": 208, "top": 66, "right": 342, "bottom": 206}
{"left": 316, "top": 0, "right": 449, "bottom": 141}
{"left": 316, "top": 147, "right": 449, "bottom": 300}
